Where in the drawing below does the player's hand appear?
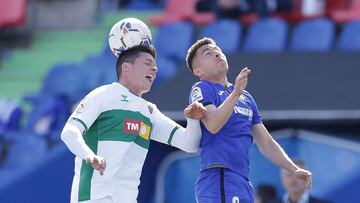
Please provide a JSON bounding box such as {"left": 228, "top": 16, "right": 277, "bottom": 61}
{"left": 184, "top": 101, "right": 207, "bottom": 120}
{"left": 294, "top": 168, "right": 312, "bottom": 189}
{"left": 234, "top": 67, "right": 251, "bottom": 96}
{"left": 86, "top": 155, "right": 106, "bottom": 175}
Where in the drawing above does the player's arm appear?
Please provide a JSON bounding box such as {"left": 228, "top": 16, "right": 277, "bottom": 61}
{"left": 201, "top": 67, "right": 251, "bottom": 134}
{"left": 61, "top": 123, "right": 106, "bottom": 175}
{"left": 151, "top": 102, "right": 205, "bottom": 153}
{"left": 252, "top": 123, "right": 312, "bottom": 188}
{"left": 61, "top": 87, "right": 107, "bottom": 175}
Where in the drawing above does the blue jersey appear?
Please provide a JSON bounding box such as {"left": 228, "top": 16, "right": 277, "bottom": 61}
{"left": 189, "top": 80, "right": 262, "bottom": 179}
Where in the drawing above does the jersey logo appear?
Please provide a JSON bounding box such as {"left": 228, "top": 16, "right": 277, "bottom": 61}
{"left": 121, "top": 94, "right": 129, "bottom": 102}
{"left": 218, "top": 91, "right": 225, "bottom": 96}
{"left": 232, "top": 196, "right": 240, "bottom": 203}
{"left": 124, "top": 119, "right": 151, "bottom": 140}
{"left": 191, "top": 87, "right": 203, "bottom": 102}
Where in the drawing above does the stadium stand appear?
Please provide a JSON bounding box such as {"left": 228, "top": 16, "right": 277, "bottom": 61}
{"left": 330, "top": 0, "right": 360, "bottom": 23}
{"left": 1, "top": 134, "right": 47, "bottom": 170}
{"left": 337, "top": 20, "right": 360, "bottom": 51}
{"left": 1, "top": 1, "right": 360, "bottom": 203}
{"left": 155, "top": 21, "right": 194, "bottom": 61}
{"left": 199, "top": 19, "right": 242, "bottom": 54}
{"left": 243, "top": 18, "right": 288, "bottom": 52}
{"left": 147, "top": 0, "right": 215, "bottom": 25}
{"left": 289, "top": 18, "right": 335, "bottom": 51}
{"left": 0, "top": 0, "right": 27, "bottom": 28}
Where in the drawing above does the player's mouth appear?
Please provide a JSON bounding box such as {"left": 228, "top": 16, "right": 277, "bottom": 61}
{"left": 145, "top": 74, "right": 155, "bottom": 83}
{"left": 217, "top": 59, "right": 224, "bottom": 64}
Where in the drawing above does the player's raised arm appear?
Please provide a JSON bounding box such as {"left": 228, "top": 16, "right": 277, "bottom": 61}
{"left": 150, "top": 102, "right": 205, "bottom": 153}
{"left": 200, "top": 67, "right": 251, "bottom": 134}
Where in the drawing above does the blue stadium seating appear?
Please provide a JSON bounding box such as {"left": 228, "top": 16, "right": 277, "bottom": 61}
{"left": 243, "top": 18, "right": 288, "bottom": 52}
{"left": 25, "top": 95, "right": 70, "bottom": 137}
{"left": 155, "top": 21, "right": 194, "bottom": 62}
{"left": 1, "top": 134, "right": 47, "bottom": 169}
{"left": 337, "top": 20, "right": 360, "bottom": 51}
{"left": 0, "top": 99, "right": 22, "bottom": 136}
{"left": 290, "top": 19, "right": 335, "bottom": 51}
{"left": 199, "top": 19, "right": 242, "bottom": 53}
{"left": 42, "top": 63, "right": 85, "bottom": 103}
{"left": 156, "top": 153, "right": 200, "bottom": 203}
{"left": 155, "top": 56, "right": 178, "bottom": 83}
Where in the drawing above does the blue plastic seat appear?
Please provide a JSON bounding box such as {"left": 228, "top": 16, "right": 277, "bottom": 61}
{"left": 290, "top": 19, "right": 335, "bottom": 51}
{"left": 42, "top": 63, "right": 85, "bottom": 103}
{"left": 154, "top": 56, "right": 178, "bottom": 84}
{"left": 155, "top": 21, "right": 194, "bottom": 62}
{"left": 0, "top": 99, "right": 22, "bottom": 135}
{"left": 199, "top": 19, "right": 242, "bottom": 53}
{"left": 2, "top": 134, "right": 47, "bottom": 169}
{"left": 243, "top": 18, "right": 288, "bottom": 52}
{"left": 337, "top": 20, "right": 360, "bottom": 51}
{"left": 156, "top": 152, "right": 200, "bottom": 203}
{"left": 25, "top": 95, "right": 70, "bottom": 137}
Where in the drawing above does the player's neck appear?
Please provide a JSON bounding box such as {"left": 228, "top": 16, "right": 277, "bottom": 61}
{"left": 204, "top": 77, "right": 229, "bottom": 87}
{"left": 118, "top": 80, "right": 143, "bottom": 97}
{"left": 289, "top": 191, "right": 304, "bottom": 203}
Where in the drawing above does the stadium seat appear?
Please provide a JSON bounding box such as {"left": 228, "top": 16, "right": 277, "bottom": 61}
{"left": 243, "top": 18, "right": 288, "bottom": 52}
{"left": 155, "top": 152, "right": 200, "bottom": 203}
{"left": 290, "top": 19, "right": 335, "bottom": 51}
{"left": 0, "top": 0, "right": 27, "bottom": 28}
{"left": 0, "top": 99, "right": 22, "bottom": 135}
{"left": 25, "top": 95, "right": 70, "bottom": 137}
{"left": 148, "top": 0, "right": 215, "bottom": 26}
{"left": 154, "top": 56, "right": 178, "bottom": 84}
{"left": 337, "top": 21, "right": 360, "bottom": 51}
{"left": 1, "top": 134, "right": 47, "bottom": 170}
{"left": 199, "top": 19, "right": 242, "bottom": 53}
{"left": 155, "top": 22, "right": 194, "bottom": 62}
{"left": 42, "top": 63, "right": 85, "bottom": 103}
{"left": 331, "top": 0, "right": 360, "bottom": 23}
{"left": 126, "top": 0, "right": 158, "bottom": 10}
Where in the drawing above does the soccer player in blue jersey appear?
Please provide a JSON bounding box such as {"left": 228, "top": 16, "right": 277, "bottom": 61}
{"left": 185, "top": 38, "right": 312, "bottom": 203}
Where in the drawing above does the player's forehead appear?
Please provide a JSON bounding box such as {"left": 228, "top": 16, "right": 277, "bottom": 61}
{"left": 196, "top": 44, "right": 219, "bottom": 56}
{"left": 136, "top": 52, "right": 155, "bottom": 63}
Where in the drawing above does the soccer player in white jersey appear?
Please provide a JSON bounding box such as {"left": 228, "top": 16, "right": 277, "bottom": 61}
{"left": 61, "top": 45, "right": 206, "bottom": 203}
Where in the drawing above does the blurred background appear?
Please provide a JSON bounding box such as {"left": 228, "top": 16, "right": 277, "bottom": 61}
{"left": 0, "top": 0, "right": 359, "bottom": 202}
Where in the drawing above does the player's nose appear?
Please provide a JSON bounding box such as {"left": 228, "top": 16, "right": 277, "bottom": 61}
{"left": 152, "top": 65, "right": 158, "bottom": 73}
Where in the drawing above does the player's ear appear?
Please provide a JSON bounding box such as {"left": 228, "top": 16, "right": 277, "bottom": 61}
{"left": 193, "top": 67, "right": 201, "bottom": 77}
{"left": 121, "top": 62, "right": 131, "bottom": 72}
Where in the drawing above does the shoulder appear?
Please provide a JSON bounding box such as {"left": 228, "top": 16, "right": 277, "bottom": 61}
{"left": 83, "top": 84, "right": 111, "bottom": 101}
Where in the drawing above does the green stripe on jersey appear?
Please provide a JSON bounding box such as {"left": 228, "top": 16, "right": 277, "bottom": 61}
{"left": 78, "top": 122, "right": 98, "bottom": 201}
{"left": 72, "top": 118, "right": 88, "bottom": 132}
{"left": 94, "top": 109, "right": 152, "bottom": 147}
{"left": 167, "top": 126, "right": 180, "bottom": 145}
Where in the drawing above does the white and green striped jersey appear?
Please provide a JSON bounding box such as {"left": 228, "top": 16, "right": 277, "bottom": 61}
{"left": 67, "top": 82, "right": 199, "bottom": 203}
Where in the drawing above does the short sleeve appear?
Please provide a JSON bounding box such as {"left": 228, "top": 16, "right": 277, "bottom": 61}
{"left": 188, "top": 81, "right": 216, "bottom": 106}
{"left": 68, "top": 86, "right": 107, "bottom": 133}
{"left": 244, "top": 91, "right": 262, "bottom": 125}
{"left": 149, "top": 103, "right": 181, "bottom": 145}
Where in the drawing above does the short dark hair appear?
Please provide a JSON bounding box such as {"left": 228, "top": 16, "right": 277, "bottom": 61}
{"left": 185, "top": 37, "right": 216, "bottom": 73}
{"left": 116, "top": 45, "right": 156, "bottom": 80}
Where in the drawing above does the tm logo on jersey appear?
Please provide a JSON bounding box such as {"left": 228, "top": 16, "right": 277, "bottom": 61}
{"left": 124, "top": 119, "right": 151, "bottom": 140}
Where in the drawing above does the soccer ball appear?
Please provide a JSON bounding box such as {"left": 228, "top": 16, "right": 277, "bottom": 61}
{"left": 108, "top": 18, "right": 152, "bottom": 57}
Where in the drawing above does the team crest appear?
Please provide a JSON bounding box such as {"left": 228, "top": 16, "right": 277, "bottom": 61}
{"left": 191, "top": 87, "right": 203, "bottom": 102}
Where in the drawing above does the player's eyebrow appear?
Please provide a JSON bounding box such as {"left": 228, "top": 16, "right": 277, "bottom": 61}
{"left": 201, "top": 47, "right": 210, "bottom": 55}
{"left": 145, "top": 58, "right": 156, "bottom": 65}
